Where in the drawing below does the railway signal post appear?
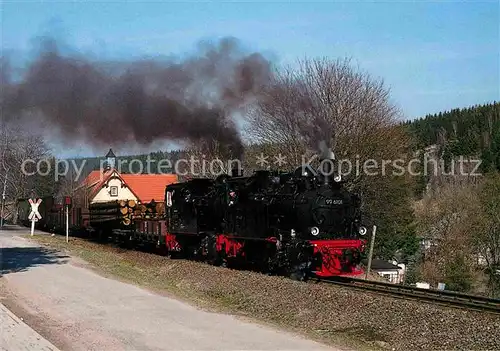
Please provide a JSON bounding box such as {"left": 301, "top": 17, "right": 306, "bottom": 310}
{"left": 0, "top": 173, "right": 7, "bottom": 229}
{"left": 66, "top": 204, "right": 69, "bottom": 242}
{"left": 365, "top": 225, "right": 377, "bottom": 280}
{"left": 28, "top": 198, "right": 42, "bottom": 236}
{"left": 64, "top": 196, "right": 72, "bottom": 243}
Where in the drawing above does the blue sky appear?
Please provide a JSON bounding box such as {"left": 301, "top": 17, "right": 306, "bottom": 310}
{"left": 1, "top": 0, "right": 499, "bottom": 157}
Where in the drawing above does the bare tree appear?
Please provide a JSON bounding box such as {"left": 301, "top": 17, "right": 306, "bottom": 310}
{"left": 182, "top": 138, "right": 236, "bottom": 179}
{"left": 245, "top": 57, "right": 409, "bottom": 176}
{"left": 474, "top": 173, "right": 500, "bottom": 296}
{"left": 0, "top": 124, "right": 52, "bottom": 223}
{"left": 415, "top": 181, "right": 485, "bottom": 292}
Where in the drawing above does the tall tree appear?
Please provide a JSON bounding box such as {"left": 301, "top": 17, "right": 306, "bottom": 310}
{"left": 0, "top": 124, "right": 54, "bottom": 223}
{"left": 415, "top": 181, "right": 482, "bottom": 292}
{"left": 475, "top": 172, "right": 500, "bottom": 296}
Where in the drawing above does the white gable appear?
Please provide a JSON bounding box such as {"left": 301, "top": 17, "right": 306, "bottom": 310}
{"left": 90, "top": 171, "right": 138, "bottom": 204}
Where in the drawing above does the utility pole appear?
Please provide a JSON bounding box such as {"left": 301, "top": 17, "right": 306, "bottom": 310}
{"left": 0, "top": 116, "right": 8, "bottom": 229}
{"left": 66, "top": 204, "right": 69, "bottom": 243}
{"left": 0, "top": 172, "right": 7, "bottom": 229}
{"left": 365, "top": 225, "right": 377, "bottom": 280}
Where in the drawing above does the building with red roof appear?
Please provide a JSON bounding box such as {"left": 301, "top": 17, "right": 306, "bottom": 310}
{"left": 74, "top": 149, "right": 178, "bottom": 226}
{"left": 120, "top": 174, "right": 177, "bottom": 203}
{"left": 77, "top": 149, "right": 178, "bottom": 204}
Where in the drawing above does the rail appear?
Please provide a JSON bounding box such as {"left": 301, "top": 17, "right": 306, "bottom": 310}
{"left": 317, "top": 276, "right": 500, "bottom": 314}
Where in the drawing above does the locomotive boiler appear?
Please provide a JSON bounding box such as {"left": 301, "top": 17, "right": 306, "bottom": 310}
{"left": 164, "top": 151, "right": 370, "bottom": 280}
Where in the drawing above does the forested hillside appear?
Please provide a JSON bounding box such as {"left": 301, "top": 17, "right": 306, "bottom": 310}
{"left": 403, "top": 102, "right": 500, "bottom": 172}
{"left": 403, "top": 102, "right": 500, "bottom": 296}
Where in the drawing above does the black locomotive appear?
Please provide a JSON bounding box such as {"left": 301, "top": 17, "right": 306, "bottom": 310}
{"left": 164, "top": 153, "right": 369, "bottom": 280}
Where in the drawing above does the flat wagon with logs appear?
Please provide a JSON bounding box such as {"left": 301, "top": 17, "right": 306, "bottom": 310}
{"left": 89, "top": 198, "right": 167, "bottom": 246}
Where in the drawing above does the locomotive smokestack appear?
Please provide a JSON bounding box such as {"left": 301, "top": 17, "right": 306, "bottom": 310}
{"left": 231, "top": 167, "right": 239, "bottom": 177}
{"left": 318, "top": 140, "right": 335, "bottom": 185}
{"left": 231, "top": 160, "right": 243, "bottom": 177}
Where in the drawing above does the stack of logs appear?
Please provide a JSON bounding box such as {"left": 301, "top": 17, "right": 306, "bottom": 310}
{"left": 89, "top": 199, "right": 166, "bottom": 226}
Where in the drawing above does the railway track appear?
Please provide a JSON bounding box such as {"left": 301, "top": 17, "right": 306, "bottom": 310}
{"left": 317, "top": 276, "right": 500, "bottom": 314}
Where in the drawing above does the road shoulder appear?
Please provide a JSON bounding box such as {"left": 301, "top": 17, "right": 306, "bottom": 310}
{"left": 0, "top": 301, "right": 61, "bottom": 351}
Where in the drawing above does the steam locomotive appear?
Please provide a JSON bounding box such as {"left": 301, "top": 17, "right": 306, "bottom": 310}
{"left": 163, "top": 154, "right": 370, "bottom": 280}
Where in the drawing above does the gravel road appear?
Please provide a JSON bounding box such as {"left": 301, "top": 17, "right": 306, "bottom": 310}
{"left": 0, "top": 228, "right": 336, "bottom": 351}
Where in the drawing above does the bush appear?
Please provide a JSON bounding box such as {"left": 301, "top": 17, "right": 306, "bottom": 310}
{"left": 444, "top": 254, "right": 473, "bottom": 292}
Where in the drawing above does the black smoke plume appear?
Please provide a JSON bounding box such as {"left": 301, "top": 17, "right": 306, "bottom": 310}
{"left": 1, "top": 37, "right": 273, "bottom": 157}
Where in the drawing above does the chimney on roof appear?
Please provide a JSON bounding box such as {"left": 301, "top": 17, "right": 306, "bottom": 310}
{"left": 105, "top": 148, "right": 116, "bottom": 171}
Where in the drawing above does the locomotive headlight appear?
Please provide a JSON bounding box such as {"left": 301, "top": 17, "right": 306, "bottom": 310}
{"left": 311, "top": 227, "right": 320, "bottom": 236}
{"left": 334, "top": 175, "right": 342, "bottom": 182}
{"left": 358, "top": 226, "right": 367, "bottom": 236}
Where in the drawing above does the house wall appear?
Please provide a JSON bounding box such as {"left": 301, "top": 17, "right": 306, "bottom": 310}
{"left": 375, "top": 269, "right": 405, "bottom": 284}
{"left": 91, "top": 176, "right": 138, "bottom": 204}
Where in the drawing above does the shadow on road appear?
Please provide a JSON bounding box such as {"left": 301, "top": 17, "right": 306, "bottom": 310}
{"left": 0, "top": 247, "right": 70, "bottom": 275}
